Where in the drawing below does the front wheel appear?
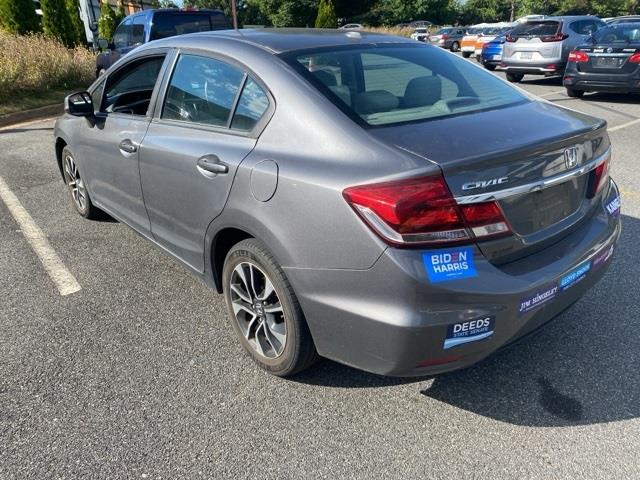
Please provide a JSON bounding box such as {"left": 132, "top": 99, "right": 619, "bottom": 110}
{"left": 566, "top": 88, "right": 585, "bottom": 98}
{"left": 506, "top": 72, "right": 524, "bottom": 83}
{"left": 222, "top": 239, "right": 318, "bottom": 376}
{"left": 450, "top": 42, "right": 460, "bottom": 52}
{"left": 462, "top": 51, "right": 471, "bottom": 58}
{"left": 61, "top": 146, "right": 100, "bottom": 219}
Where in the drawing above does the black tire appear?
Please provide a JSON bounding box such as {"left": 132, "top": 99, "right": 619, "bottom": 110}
{"left": 506, "top": 72, "right": 524, "bottom": 83}
{"left": 61, "top": 146, "right": 101, "bottom": 219}
{"left": 222, "top": 238, "right": 318, "bottom": 376}
{"left": 566, "top": 88, "right": 585, "bottom": 98}
{"left": 450, "top": 41, "right": 460, "bottom": 52}
{"left": 484, "top": 64, "right": 496, "bottom": 71}
{"left": 462, "top": 51, "right": 471, "bottom": 58}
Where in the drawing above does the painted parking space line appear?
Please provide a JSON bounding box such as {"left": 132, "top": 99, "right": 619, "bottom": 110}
{"left": 609, "top": 118, "right": 640, "bottom": 133}
{"left": 0, "top": 175, "right": 81, "bottom": 296}
{"left": 539, "top": 89, "right": 566, "bottom": 98}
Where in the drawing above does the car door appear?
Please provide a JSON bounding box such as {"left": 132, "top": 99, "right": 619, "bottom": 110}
{"left": 78, "top": 52, "right": 170, "bottom": 234}
{"left": 139, "top": 52, "right": 272, "bottom": 272}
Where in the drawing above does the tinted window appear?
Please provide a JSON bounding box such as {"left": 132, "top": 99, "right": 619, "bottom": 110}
{"left": 131, "top": 16, "right": 146, "bottom": 46}
{"left": 210, "top": 12, "right": 230, "bottom": 29}
{"left": 231, "top": 78, "right": 269, "bottom": 131}
{"left": 162, "top": 54, "right": 244, "bottom": 126}
{"left": 285, "top": 45, "right": 527, "bottom": 127}
{"left": 435, "top": 28, "right": 452, "bottom": 34}
{"left": 91, "top": 79, "right": 106, "bottom": 112}
{"left": 112, "top": 20, "right": 131, "bottom": 49}
{"left": 594, "top": 24, "right": 640, "bottom": 43}
{"left": 151, "top": 13, "right": 215, "bottom": 40}
{"left": 569, "top": 20, "right": 601, "bottom": 35}
{"left": 511, "top": 21, "right": 560, "bottom": 37}
{"left": 103, "top": 56, "right": 165, "bottom": 115}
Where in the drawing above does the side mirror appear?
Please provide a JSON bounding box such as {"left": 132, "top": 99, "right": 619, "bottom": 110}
{"left": 65, "top": 92, "right": 94, "bottom": 117}
{"left": 97, "top": 38, "right": 109, "bottom": 50}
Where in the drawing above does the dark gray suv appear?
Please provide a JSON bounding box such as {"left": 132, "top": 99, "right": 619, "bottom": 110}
{"left": 55, "top": 30, "right": 621, "bottom": 377}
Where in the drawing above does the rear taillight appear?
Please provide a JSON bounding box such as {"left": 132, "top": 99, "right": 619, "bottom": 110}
{"left": 541, "top": 33, "right": 568, "bottom": 42}
{"left": 568, "top": 50, "right": 589, "bottom": 63}
{"left": 505, "top": 34, "right": 515, "bottom": 42}
{"left": 629, "top": 53, "right": 640, "bottom": 63}
{"left": 441, "top": 34, "right": 449, "bottom": 40}
{"left": 343, "top": 175, "right": 511, "bottom": 247}
{"left": 588, "top": 152, "right": 611, "bottom": 199}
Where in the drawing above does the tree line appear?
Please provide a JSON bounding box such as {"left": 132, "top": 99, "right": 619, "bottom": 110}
{"left": 2, "top": 0, "right": 638, "bottom": 49}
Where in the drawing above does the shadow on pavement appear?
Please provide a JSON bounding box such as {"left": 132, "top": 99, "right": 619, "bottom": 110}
{"left": 0, "top": 127, "right": 54, "bottom": 134}
{"left": 295, "top": 214, "right": 638, "bottom": 427}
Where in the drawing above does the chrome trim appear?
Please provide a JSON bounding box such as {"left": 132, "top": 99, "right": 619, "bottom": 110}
{"left": 455, "top": 146, "right": 611, "bottom": 205}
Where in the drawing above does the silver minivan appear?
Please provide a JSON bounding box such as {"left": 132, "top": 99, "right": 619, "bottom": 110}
{"left": 501, "top": 16, "right": 605, "bottom": 82}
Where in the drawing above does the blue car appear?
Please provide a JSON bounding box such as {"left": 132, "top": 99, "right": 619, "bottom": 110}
{"left": 479, "top": 34, "right": 506, "bottom": 71}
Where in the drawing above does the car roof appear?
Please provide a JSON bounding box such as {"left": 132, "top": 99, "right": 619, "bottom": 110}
{"left": 149, "top": 28, "right": 414, "bottom": 54}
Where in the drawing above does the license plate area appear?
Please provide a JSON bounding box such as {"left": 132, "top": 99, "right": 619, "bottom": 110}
{"left": 593, "top": 56, "right": 624, "bottom": 68}
{"left": 499, "top": 177, "right": 587, "bottom": 236}
{"left": 520, "top": 51, "right": 533, "bottom": 60}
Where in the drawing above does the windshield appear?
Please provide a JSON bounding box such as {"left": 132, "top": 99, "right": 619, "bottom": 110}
{"left": 594, "top": 24, "right": 640, "bottom": 43}
{"left": 282, "top": 44, "right": 527, "bottom": 127}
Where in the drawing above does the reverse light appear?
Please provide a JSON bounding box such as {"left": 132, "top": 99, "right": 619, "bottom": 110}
{"left": 629, "top": 53, "right": 640, "bottom": 63}
{"left": 343, "top": 175, "right": 512, "bottom": 247}
{"left": 568, "top": 50, "right": 589, "bottom": 63}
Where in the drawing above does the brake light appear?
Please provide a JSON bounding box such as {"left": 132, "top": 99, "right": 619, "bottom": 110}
{"left": 441, "top": 34, "right": 449, "bottom": 40}
{"left": 630, "top": 53, "right": 640, "bottom": 63}
{"left": 587, "top": 152, "right": 611, "bottom": 198}
{"left": 343, "top": 175, "right": 511, "bottom": 247}
{"left": 505, "top": 34, "right": 516, "bottom": 42}
{"left": 568, "top": 50, "right": 589, "bottom": 63}
{"left": 541, "top": 33, "right": 568, "bottom": 42}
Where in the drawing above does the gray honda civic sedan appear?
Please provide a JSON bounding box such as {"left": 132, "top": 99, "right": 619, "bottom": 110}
{"left": 54, "top": 29, "right": 621, "bottom": 377}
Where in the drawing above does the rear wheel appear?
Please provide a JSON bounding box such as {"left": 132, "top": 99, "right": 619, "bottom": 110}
{"left": 462, "top": 51, "right": 471, "bottom": 58}
{"left": 222, "top": 239, "right": 318, "bottom": 377}
{"left": 450, "top": 42, "right": 460, "bottom": 52}
{"left": 61, "top": 146, "right": 100, "bottom": 219}
{"left": 506, "top": 72, "right": 524, "bottom": 83}
{"left": 566, "top": 88, "right": 585, "bottom": 98}
{"left": 484, "top": 64, "right": 496, "bottom": 71}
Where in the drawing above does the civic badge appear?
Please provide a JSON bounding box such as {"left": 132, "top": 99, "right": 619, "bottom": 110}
{"left": 564, "top": 147, "right": 579, "bottom": 169}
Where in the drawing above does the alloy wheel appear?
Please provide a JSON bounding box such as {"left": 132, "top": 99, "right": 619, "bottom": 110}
{"left": 229, "top": 261, "right": 287, "bottom": 359}
{"left": 63, "top": 154, "right": 86, "bottom": 211}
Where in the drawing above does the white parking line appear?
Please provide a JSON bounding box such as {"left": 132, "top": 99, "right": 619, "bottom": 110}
{"left": 0, "top": 175, "right": 81, "bottom": 296}
{"left": 540, "top": 89, "right": 566, "bottom": 98}
{"left": 609, "top": 118, "right": 640, "bottom": 133}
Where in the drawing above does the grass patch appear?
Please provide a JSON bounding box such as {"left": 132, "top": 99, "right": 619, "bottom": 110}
{"left": 0, "top": 85, "right": 86, "bottom": 116}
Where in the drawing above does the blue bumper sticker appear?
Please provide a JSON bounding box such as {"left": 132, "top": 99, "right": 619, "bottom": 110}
{"left": 560, "top": 261, "right": 591, "bottom": 291}
{"left": 519, "top": 283, "right": 558, "bottom": 316}
{"left": 605, "top": 195, "right": 621, "bottom": 217}
{"left": 423, "top": 247, "right": 477, "bottom": 283}
{"left": 444, "top": 316, "right": 495, "bottom": 350}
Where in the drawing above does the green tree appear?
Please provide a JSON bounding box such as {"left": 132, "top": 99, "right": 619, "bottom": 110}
{"left": 0, "top": 0, "right": 41, "bottom": 34}
{"left": 66, "top": 0, "right": 85, "bottom": 45}
{"left": 98, "top": 0, "right": 118, "bottom": 39}
{"left": 41, "top": 0, "right": 77, "bottom": 47}
{"left": 315, "top": 0, "right": 337, "bottom": 27}
{"left": 115, "top": 0, "right": 126, "bottom": 23}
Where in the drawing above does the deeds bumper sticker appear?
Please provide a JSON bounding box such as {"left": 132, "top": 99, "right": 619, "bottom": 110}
{"left": 444, "top": 316, "right": 495, "bottom": 350}
{"left": 423, "top": 247, "right": 477, "bottom": 283}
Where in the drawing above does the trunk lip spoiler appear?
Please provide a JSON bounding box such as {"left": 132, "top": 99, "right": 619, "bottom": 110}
{"left": 455, "top": 146, "right": 611, "bottom": 205}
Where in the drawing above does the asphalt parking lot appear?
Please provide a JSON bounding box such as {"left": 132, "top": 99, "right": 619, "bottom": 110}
{"left": 1, "top": 64, "right": 640, "bottom": 479}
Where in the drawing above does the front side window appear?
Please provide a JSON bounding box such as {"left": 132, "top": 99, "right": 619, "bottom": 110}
{"left": 162, "top": 54, "right": 244, "bottom": 126}
{"left": 131, "top": 16, "right": 146, "bottom": 46}
{"left": 284, "top": 45, "right": 527, "bottom": 127}
{"left": 112, "top": 19, "right": 131, "bottom": 49}
{"left": 90, "top": 78, "right": 106, "bottom": 112}
{"left": 102, "top": 56, "right": 165, "bottom": 115}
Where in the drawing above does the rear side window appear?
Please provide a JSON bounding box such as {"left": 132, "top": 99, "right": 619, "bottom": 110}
{"left": 162, "top": 54, "right": 244, "bottom": 127}
{"left": 569, "top": 20, "right": 602, "bottom": 35}
{"left": 231, "top": 78, "right": 269, "bottom": 131}
{"left": 510, "top": 21, "right": 560, "bottom": 37}
{"left": 284, "top": 45, "right": 526, "bottom": 127}
{"left": 151, "top": 13, "right": 216, "bottom": 40}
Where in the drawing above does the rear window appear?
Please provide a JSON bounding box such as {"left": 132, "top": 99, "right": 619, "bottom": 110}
{"left": 594, "top": 24, "right": 640, "bottom": 43}
{"left": 150, "top": 12, "right": 229, "bottom": 40}
{"left": 510, "top": 21, "right": 560, "bottom": 37}
{"left": 283, "top": 45, "right": 527, "bottom": 127}
{"left": 435, "top": 28, "right": 453, "bottom": 34}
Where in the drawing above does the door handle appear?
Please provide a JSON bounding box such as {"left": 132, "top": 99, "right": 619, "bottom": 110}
{"left": 119, "top": 139, "right": 137, "bottom": 154}
{"left": 196, "top": 154, "right": 228, "bottom": 176}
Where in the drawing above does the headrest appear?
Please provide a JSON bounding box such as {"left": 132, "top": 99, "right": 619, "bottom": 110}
{"left": 354, "top": 90, "right": 399, "bottom": 115}
{"left": 403, "top": 76, "right": 442, "bottom": 108}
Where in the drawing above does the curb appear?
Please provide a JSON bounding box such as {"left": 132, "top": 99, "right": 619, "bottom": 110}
{"left": 0, "top": 104, "right": 63, "bottom": 129}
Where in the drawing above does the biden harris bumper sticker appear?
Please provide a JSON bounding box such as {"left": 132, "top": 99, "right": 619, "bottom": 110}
{"left": 423, "top": 247, "right": 477, "bottom": 283}
{"left": 444, "top": 316, "right": 495, "bottom": 350}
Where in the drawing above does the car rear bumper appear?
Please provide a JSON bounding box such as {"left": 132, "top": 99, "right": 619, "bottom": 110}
{"left": 286, "top": 180, "right": 621, "bottom": 377}
{"left": 499, "top": 60, "right": 565, "bottom": 74}
{"left": 564, "top": 70, "right": 640, "bottom": 93}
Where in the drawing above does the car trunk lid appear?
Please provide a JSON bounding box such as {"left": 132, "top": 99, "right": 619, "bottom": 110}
{"left": 575, "top": 45, "right": 640, "bottom": 73}
{"left": 367, "top": 100, "right": 610, "bottom": 264}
